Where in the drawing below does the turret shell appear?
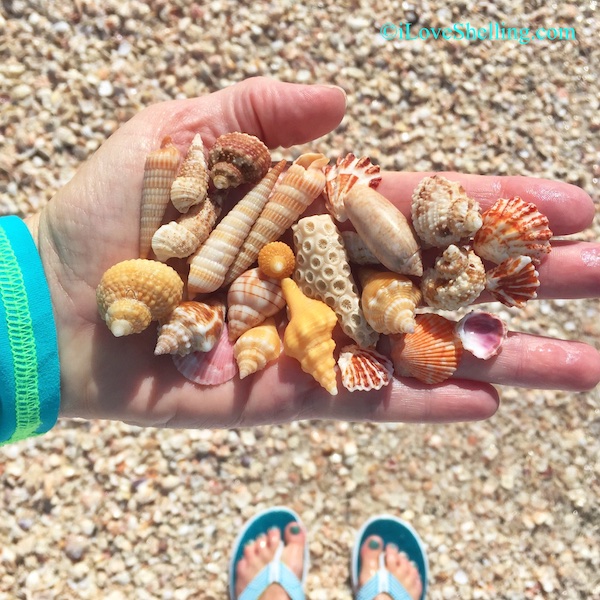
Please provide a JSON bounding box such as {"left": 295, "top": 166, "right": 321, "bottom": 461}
{"left": 170, "top": 133, "right": 209, "bottom": 213}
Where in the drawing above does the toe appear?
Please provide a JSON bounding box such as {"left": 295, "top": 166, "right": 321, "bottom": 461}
{"left": 284, "top": 521, "right": 305, "bottom": 547}
{"left": 267, "top": 526, "right": 282, "bottom": 550}
{"left": 359, "top": 535, "right": 383, "bottom": 586}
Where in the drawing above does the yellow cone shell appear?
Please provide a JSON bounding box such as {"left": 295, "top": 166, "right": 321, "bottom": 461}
{"left": 233, "top": 317, "right": 282, "bottom": 379}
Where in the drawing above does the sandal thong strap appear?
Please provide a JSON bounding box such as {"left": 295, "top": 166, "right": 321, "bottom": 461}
{"left": 238, "top": 541, "right": 305, "bottom": 600}
{"left": 356, "top": 552, "right": 414, "bottom": 600}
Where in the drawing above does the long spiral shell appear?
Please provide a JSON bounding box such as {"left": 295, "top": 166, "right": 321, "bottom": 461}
{"left": 170, "top": 133, "right": 209, "bottom": 213}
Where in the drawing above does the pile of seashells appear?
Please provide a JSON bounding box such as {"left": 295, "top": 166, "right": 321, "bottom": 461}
{"left": 96, "top": 132, "right": 553, "bottom": 394}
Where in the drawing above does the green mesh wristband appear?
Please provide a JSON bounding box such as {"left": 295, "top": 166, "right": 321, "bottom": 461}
{"left": 0, "top": 216, "right": 60, "bottom": 444}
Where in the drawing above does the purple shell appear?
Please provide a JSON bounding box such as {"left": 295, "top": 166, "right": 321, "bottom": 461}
{"left": 455, "top": 311, "right": 507, "bottom": 360}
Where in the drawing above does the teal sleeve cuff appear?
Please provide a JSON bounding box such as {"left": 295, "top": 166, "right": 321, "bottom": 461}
{"left": 0, "top": 215, "right": 60, "bottom": 444}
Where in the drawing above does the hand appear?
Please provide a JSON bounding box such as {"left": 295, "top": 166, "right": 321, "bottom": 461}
{"left": 25, "top": 77, "right": 600, "bottom": 429}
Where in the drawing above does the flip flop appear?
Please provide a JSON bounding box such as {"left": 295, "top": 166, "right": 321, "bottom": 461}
{"left": 351, "top": 514, "right": 429, "bottom": 600}
{"left": 229, "top": 506, "right": 309, "bottom": 600}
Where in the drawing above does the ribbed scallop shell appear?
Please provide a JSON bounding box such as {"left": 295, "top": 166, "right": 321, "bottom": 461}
{"left": 411, "top": 175, "right": 482, "bottom": 248}
{"left": 172, "top": 323, "right": 237, "bottom": 386}
{"left": 187, "top": 161, "right": 286, "bottom": 295}
{"left": 486, "top": 255, "right": 540, "bottom": 308}
{"left": 282, "top": 277, "right": 338, "bottom": 395}
{"left": 151, "top": 192, "right": 223, "bottom": 262}
{"left": 345, "top": 185, "right": 423, "bottom": 277}
{"left": 170, "top": 133, "right": 209, "bottom": 213}
{"left": 227, "top": 267, "right": 286, "bottom": 342}
{"left": 155, "top": 297, "right": 226, "bottom": 356}
{"left": 324, "top": 153, "right": 381, "bottom": 222}
{"left": 233, "top": 317, "right": 282, "bottom": 379}
{"left": 139, "top": 136, "right": 181, "bottom": 259}
{"left": 359, "top": 268, "right": 422, "bottom": 335}
{"left": 208, "top": 132, "right": 271, "bottom": 189}
{"left": 338, "top": 345, "right": 393, "bottom": 392}
{"left": 258, "top": 241, "right": 296, "bottom": 280}
{"left": 223, "top": 153, "right": 329, "bottom": 286}
{"left": 340, "top": 231, "right": 381, "bottom": 266}
{"left": 96, "top": 259, "right": 184, "bottom": 336}
{"left": 421, "top": 245, "right": 486, "bottom": 310}
{"left": 473, "top": 196, "right": 552, "bottom": 265}
{"left": 390, "top": 314, "right": 463, "bottom": 384}
{"left": 455, "top": 311, "right": 507, "bottom": 360}
{"left": 293, "top": 214, "right": 379, "bottom": 348}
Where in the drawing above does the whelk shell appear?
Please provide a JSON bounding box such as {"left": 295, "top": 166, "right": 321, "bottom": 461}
{"left": 455, "top": 311, "right": 507, "bottom": 360}
{"left": 258, "top": 241, "right": 296, "bottom": 280}
{"left": 338, "top": 345, "right": 393, "bottom": 392}
{"left": 485, "top": 255, "right": 540, "bottom": 308}
{"left": 170, "top": 133, "right": 209, "bottom": 213}
{"left": 233, "top": 317, "right": 282, "bottom": 379}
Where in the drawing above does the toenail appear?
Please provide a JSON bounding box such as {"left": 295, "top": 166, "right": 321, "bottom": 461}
{"left": 368, "top": 539, "right": 380, "bottom": 550}
{"left": 387, "top": 543, "right": 398, "bottom": 551}
{"left": 290, "top": 525, "right": 301, "bottom": 534}
{"left": 399, "top": 551, "right": 408, "bottom": 559}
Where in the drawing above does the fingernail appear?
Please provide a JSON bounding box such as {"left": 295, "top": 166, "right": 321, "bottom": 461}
{"left": 368, "top": 539, "right": 380, "bottom": 550}
{"left": 317, "top": 84, "right": 347, "bottom": 107}
{"left": 290, "top": 525, "right": 301, "bottom": 534}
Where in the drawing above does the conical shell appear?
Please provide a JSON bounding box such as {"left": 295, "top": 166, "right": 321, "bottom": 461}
{"left": 390, "top": 314, "right": 463, "bottom": 384}
{"left": 172, "top": 323, "right": 237, "bottom": 386}
{"left": 151, "top": 192, "right": 223, "bottom": 262}
{"left": 139, "top": 136, "right": 181, "bottom": 259}
{"left": 170, "top": 133, "right": 209, "bottom": 213}
{"left": 258, "top": 241, "right": 296, "bottom": 280}
{"left": 96, "top": 259, "right": 184, "bottom": 336}
{"left": 209, "top": 132, "right": 271, "bottom": 189}
{"left": 227, "top": 268, "right": 286, "bottom": 341}
{"left": 345, "top": 185, "right": 423, "bottom": 277}
{"left": 282, "top": 277, "right": 338, "bottom": 395}
{"left": 455, "top": 311, "right": 507, "bottom": 360}
{"left": 223, "top": 153, "right": 329, "bottom": 286}
{"left": 187, "top": 161, "right": 285, "bottom": 295}
{"left": 233, "top": 317, "right": 282, "bottom": 379}
{"left": 411, "top": 175, "right": 482, "bottom": 248}
{"left": 486, "top": 255, "right": 540, "bottom": 308}
{"left": 338, "top": 345, "right": 393, "bottom": 392}
{"left": 293, "top": 214, "right": 379, "bottom": 348}
{"left": 473, "top": 196, "right": 552, "bottom": 265}
{"left": 359, "top": 268, "right": 422, "bottom": 335}
{"left": 340, "top": 231, "right": 381, "bottom": 266}
{"left": 155, "top": 297, "right": 226, "bottom": 356}
{"left": 324, "top": 153, "right": 381, "bottom": 222}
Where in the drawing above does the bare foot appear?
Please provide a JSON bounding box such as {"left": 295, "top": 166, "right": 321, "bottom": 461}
{"left": 359, "top": 535, "right": 423, "bottom": 600}
{"left": 235, "top": 521, "right": 305, "bottom": 600}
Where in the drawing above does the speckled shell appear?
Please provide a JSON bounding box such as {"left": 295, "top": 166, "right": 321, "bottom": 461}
{"left": 187, "top": 161, "right": 286, "bottom": 295}
{"left": 155, "top": 297, "right": 226, "bottom": 356}
{"left": 473, "top": 196, "right": 552, "bottom": 265}
{"left": 233, "top": 317, "right": 282, "bottom": 379}
{"left": 258, "top": 241, "right": 296, "bottom": 280}
{"left": 338, "top": 345, "right": 393, "bottom": 392}
{"left": 486, "top": 255, "right": 540, "bottom": 308}
{"left": 96, "top": 259, "right": 184, "bottom": 336}
{"left": 139, "top": 136, "right": 181, "bottom": 259}
{"left": 293, "top": 214, "right": 379, "bottom": 348}
{"left": 345, "top": 185, "right": 423, "bottom": 277}
{"left": 390, "top": 314, "right": 463, "bottom": 384}
{"left": 151, "top": 193, "right": 223, "bottom": 262}
{"left": 170, "top": 134, "right": 209, "bottom": 213}
{"left": 172, "top": 322, "right": 237, "bottom": 386}
{"left": 455, "top": 311, "right": 507, "bottom": 360}
{"left": 359, "top": 268, "right": 422, "bottom": 335}
{"left": 411, "top": 175, "right": 482, "bottom": 248}
{"left": 421, "top": 245, "right": 486, "bottom": 310}
{"left": 223, "top": 153, "right": 329, "bottom": 286}
{"left": 208, "top": 132, "right": 271, "bottom": 189}
{"left": 324, "top": 153, "right": 381, "bottom": 222}
{"left": 227, "top": 268, "right": 286, "bottom": 342}
{"left": 340, "top": 231, "right": 381, "bottom": 266}
{"left": 282, "top": 277, "right": 338, "bottom": 395}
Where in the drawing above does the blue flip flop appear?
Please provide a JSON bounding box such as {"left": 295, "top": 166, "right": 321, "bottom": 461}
{"left": 351, "top": 515, "right": 429, "bottom": 600}
{"left": 229, "top": 506, "right": 309, "bottom": 600}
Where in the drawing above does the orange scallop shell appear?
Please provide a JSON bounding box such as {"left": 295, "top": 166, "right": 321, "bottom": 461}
{"left": 486, "top": 255, "right": 540, "bottom": 308}
{"left": 337, "top": 345, "right": 393, "bottom": 392}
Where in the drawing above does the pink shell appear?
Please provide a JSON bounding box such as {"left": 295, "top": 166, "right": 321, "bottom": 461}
{"left": 486, "top": 256, "right": 540, "bottom": 308}
{"left": 338, "top": 345, "right": 393, "bottom": 392}
{"left": 455, "top": 311, "right": 507, "bottom": 360}
{"left": 172, "top": 323, "right": 237, "bottom": 385}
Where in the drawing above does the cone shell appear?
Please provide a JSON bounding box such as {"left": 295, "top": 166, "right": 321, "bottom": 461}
{"left": 455, "top": 311, "right": 507, "bottom": 360}
{"left": 223, "top": 153, "right": 329, "bottom": 286}
{"left": 411, "top": 175, "right": 482, "bottom": 248}
{"left": 486, "top": 255, "right": 540, "bottom": 308}
{"left": 258, "top": 241, "right": 296, "bottom": 280}
{"left": 208, "top": 132, "right": 271, "bottom": 189}
{"left": 359, "top": 268, "right": 422, "bottom": 335}
{"left": 473, "top": 196, "right": 552, "bottom": 265}
{"left": 96, "top": 259, "right": 184, "bottom": 336}
{"left": 187, "top": 161, "right": 285, "bottom": 295}
{"left": 338, "top": 345, "right": 393, "bottom": 392}
{"left": 151, "top": 192, "right": 223, "bottom": 262}
{"left": 172, "top": 322, "right": 237, "bottom": 386}
{"left": 233, "top": 317, "right": 282, "bottom": 379}
{"left": 281, "top": 277, "right": 338, "bottom": 395}
{"left": 341, "top": 231, "right": 381, "bottom": 266}
{"left": 139, "top": 137, "right": 181, "bottom": 259}
{"left": 227, "top": 267, "right": 286, "bottom": 341}
{"left": 421, "top": 245, "right": 486, "bottom": 310}
{"left": 170, "top": 134, "right": 209, "bottom": 213}
{"left": 390, "top": 314, "right": 463, "bottom": 384}
{"left": 324, "top": 153, "right": 381, "bottom": 222}
{"left": 155, "top": 297, "right": 226, "bottom": 356}
{"left": 293, "top": 215, "right": 379, "bottom": 348}
{"left": 345, "top": 185, "right": 423, "bottom": 277}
